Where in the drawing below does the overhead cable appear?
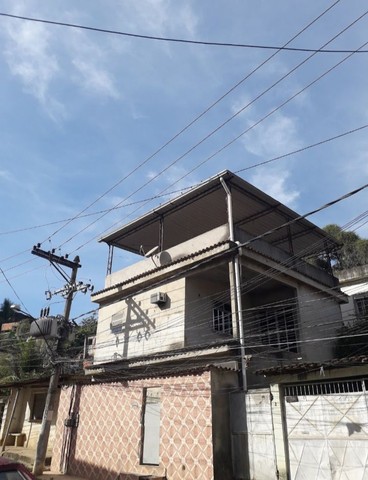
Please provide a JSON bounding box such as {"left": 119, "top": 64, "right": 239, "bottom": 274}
{"left": 3, "top": 8, "right": 368, "bottom": 53}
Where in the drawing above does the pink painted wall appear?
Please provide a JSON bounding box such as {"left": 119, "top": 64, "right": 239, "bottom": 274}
{"left": 52, "top": 371, "right": 214, "bottom": 480}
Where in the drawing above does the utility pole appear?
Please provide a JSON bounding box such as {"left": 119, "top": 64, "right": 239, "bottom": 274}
{"left": 32, "top": 247, "right": 81, "bottom": 476}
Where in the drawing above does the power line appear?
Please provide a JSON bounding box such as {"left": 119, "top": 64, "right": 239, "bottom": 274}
{"left": 34, "top": 2, "right": 340, "bottom": 245}
{"left": 73, "top": 23, "right": 368, "bottom": 252}
{"left": 0, "top": 121, "right": 366, "bottom": 244}
{"left": 1, "top": 9, "right": 367, "bottom": 53}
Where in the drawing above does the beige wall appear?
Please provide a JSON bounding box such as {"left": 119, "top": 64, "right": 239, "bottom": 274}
{"left": 94, "top": 278, "right": 186, "bottom": 363}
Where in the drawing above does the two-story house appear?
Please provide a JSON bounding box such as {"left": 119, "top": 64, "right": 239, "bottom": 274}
{"left": 50, "top": 170, "right": 346, "bottom": 480}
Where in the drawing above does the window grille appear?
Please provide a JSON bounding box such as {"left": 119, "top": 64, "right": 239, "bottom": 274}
{"left": 285, "top": 379, "right": 367, "bottom": 397}
{"left": 213, "top": 303, "right": 232, "bottom": 335}
{"left": 256, "top": 306, "right": 297, "bottom": 352}
{"left": 354, "top": 295, "right": 368, "bottom": 320}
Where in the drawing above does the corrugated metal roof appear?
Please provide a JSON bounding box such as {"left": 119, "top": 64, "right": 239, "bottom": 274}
{"left": 341, "top": 283, "right": 368, "bottom": 296}
{"left": 257, "top": 355, "right": 368, "bottom": 376}
{"left": 101, "top": 170, "right": 337, "bottom": 258}
{"left": 92, "top": 240, "right": 231, "bottom": 297}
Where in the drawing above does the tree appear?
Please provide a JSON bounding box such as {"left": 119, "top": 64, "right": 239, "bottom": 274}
{"left": 0, "top": 314, "right": 47, "bottom": 384}
{"left": 0, "top": 298, "right": 13, "bottom": 326}
{"left": 62, "top": 313, "right": 97, "bottom": 358}
{"left": 323, "top": 224, "right": 368, "bottom": 270}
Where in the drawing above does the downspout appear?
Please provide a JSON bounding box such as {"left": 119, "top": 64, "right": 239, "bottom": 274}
{"left": 1, "top": 388, "right": 20, "bottom": 454}
{"left": 220, "top": 177, "right": 247, "bottom": 392}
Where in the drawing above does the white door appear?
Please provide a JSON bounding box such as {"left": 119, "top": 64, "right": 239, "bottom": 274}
{"left": 246, "top": 390, "right": 278, "bottom": 479}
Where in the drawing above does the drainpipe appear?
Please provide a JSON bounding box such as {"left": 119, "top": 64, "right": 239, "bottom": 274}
{"left": 220, "top": 177, "right": 247, "bottom": 392}
{"left": 1, "top": 389, "right": 20, "bottom": 454}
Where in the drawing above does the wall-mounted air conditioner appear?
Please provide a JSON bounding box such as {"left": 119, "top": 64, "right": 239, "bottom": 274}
{"left": 110, "top": 311, "right": 124, "bottom": 328}
{"left": 150, "top": 292, "right": 167, "bottom": 305}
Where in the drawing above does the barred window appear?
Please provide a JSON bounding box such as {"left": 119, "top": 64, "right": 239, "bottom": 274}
{"left": 213, "top": 303, "right": 232, "bottom": 335}
{"left": 354, "top": 296, "right": 368, "bottom": 320}
{"left": 256, "top": 306, "right": 297, "bottom": 352}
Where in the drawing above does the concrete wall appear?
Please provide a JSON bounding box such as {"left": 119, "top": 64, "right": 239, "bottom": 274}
{"left": 94, "top": 278, "right": 186, "bottom": 363}
{"left": 185, "top": 272, "right": 230, "bottom": 347}
{"left": 297, "top": 284, "right": 343, "bottom": 361}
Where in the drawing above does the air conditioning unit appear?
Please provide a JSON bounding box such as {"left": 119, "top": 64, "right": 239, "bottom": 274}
{"left": 110, "top": 311, "right": 124, "bottom": 328}
{"left": 150, "top": 292, "right": 167, "bottom": 305}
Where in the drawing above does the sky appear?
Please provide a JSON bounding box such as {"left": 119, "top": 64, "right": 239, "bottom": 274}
{"left": 0, "top": 0, "right": 368, "bottom": 321}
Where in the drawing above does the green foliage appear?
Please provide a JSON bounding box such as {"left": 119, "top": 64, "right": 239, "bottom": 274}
{"left": 323, "top": 224, "right": 368, "bottom": 270}
{"left": 0, "top": 314, "right": 48, "bottom": 384}
{"left": 62, "top": 314, "right": 97, "bottom": 357}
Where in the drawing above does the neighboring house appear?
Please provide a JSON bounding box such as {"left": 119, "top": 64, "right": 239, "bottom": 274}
{"left": 15, "top": 171, "right": 348, "bottom": 479}
{"left": 335, "top": 264, "right": 368, "bottom": 325}
{"left": 254, "top": 355, "right": 368, "bottom": 480}
{"left": 0, "top": 378, "right": 55, "bottom": 452}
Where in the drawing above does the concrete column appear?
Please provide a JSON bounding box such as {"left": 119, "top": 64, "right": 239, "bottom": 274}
{"left": 270, "top": 384, "right": 289, "bottom": 480}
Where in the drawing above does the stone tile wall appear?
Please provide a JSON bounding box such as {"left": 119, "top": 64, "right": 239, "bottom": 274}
{"left": 52, "top": 371, "right": 214, "bottom": 480}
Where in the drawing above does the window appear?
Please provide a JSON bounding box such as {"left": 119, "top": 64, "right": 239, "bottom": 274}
{"left": 213, "top": 303, "right": 232, "bottom": 335}
{"left": 256, "top": 306, "right": 297, "bottom": 352}
{"left": 141, "top": 387, "right": 161, "bottom": 465}
{"left": 30, "top": 393, "right": 47, "bottom": 422}
{"left": 354, "top": 295, "right": 368, "bottom": 320}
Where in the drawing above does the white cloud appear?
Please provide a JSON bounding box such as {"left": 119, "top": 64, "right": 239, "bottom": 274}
{"left": 72, "top": 58, "right": 120, "bottom": 99}
{"left": 120, "top": 0, "right": 197, "bottom": 37}
{"left": 250, "top": 168, "right": 300, "bottom": 208}
{"left": 242, "top": 112, "right": 302, "bottom": 158}
{"left": 3, "top": 17, "right": 65, "bottom": 120}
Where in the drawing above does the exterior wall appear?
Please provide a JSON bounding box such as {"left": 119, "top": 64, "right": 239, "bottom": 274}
{"left": 94, "top": 278, "right": 186, "bottom": 363}
{"left": 297, "top": 284, "right": 343, "bottom": 361}
{"left": 52, "top": 372, "right": 215, "bottom": 480}
{"left": 185, "top": 273, "right": 230, "bottom": 347}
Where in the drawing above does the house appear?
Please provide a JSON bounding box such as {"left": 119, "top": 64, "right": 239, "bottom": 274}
{"left": 254, "top": 355, "right": 368, "bottom": 479}
{"left": 335, "top": 264, "right": 368, "bottom": 325}
{"left": 49, "top": 171, "right": 346, "bottom": 479}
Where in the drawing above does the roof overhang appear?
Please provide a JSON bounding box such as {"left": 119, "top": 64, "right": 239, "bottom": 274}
{"left": 100, "top": 170, "right": 338, "bottom": 258}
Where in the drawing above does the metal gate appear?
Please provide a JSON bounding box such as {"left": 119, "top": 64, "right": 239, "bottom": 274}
{"left": 284, "top": 379, "right": 368, "bottom": 480}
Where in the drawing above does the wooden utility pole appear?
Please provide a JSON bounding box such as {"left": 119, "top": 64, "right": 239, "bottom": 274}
{"left": 32, "top": 247, "right": 81, "bottom": 476}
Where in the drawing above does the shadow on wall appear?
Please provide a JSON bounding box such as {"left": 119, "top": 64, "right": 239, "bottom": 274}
{"left": 65, "top": 458, "right": 167, "bottom": 480}
{"left": 111, "top": 297, "right": 162, "bottom": 359}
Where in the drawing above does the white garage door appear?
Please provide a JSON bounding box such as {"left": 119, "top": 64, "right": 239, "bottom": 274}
{"left": 284, "top": 379, "right": 368, "bottom": 480}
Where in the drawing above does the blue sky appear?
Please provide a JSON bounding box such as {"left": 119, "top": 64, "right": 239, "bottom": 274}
{"left": 0, "top": 0, "right": 367, "bottom": 320}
